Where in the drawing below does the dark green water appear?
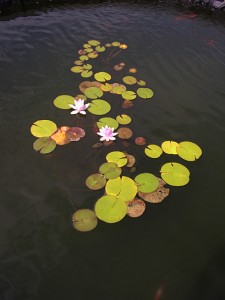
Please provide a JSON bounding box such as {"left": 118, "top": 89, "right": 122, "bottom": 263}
{"left": 0, "top": 2, "right": 225, "bottom": 300}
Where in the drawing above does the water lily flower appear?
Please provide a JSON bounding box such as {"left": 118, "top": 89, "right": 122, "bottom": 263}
{"left": 69, "top": 99, "right": 89, "bottom": 115}
{"left": 97, "top": 125, "right": 118, "bottom": 142}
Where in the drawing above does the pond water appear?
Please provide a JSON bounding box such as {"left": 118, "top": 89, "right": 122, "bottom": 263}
{"left": 1, "top": 1, "right": 225, "bottom": 300}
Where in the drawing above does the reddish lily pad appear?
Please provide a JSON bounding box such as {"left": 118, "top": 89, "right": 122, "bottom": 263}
{"left": 135, "top": 137, "right": 147, "bottom": 146}
{"left": 117, "top": 127, "right": 133, "bottom": 139}
{"left": 127, "top": 198, "right": 146, "bottom": 217}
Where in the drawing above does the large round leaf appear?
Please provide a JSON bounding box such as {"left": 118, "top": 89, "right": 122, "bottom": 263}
{"left": 95, "top": 195, "right": 127, "bottom": 223}
{"left": 135, "top": 173, "right": 159, "bottom": 193}
{"left": 85, "top": 174, "right": 106, "bottom": 190}
{"left": 137, "top": 88, "right": 154, "bottom": 99}
{"left": 116, "top": 114, "right": 132, "bottom": 125}
{"left": 118, "top": 176, "right": 137, "bottom": 202}
{"left": 94, "top": 72, "right": 111, "bottom": 82}
{"left": 160, "top": 162, "right": 190, "bottom": 186}
{"left": 110, "top": 84, "right": 126, "bottom": 94}
{"left": 144, "top": 144, "right": 163, "bottom": 158}
{"left": 97, "top": 117, "right": 119, "bottom": 130}
{"left": 30, "top": 120, "right": 57, "bottom": 138}
{"left": 161, "top": 141, "right": 179, "bottom": 154}
{"left": 87, "top": 99, "right": 111, "bottom": 115}
{"left": 105, "top": 177, "right": 122, "bottom": 196}
{"left": 72, "top": 209, "right": 98, "bottom": 232}
{"left": 99, "top": 162, "right": 121, "bottom": 179}
{"left": 33, "top": 137, "right": 56, "bottom": 154}
{"left": 122, "top": 91, "right": 136, "bottom": 100}
{"left": 81, "top": 70, "right": 93, "bottom": 78}
{"left": 122, "top": 76, "right": 137, "bottom": 85}
{"left": 84, "top": 87, "right": 103, "bottom": 99}
{"left": 176, "top": 142, "right": 202, "bottom": 161}
{"left": 106, "top": 151, "right": 128, "bottom": 167}
{"left": 53, "top": 95, "right": 75, "bottom": 109}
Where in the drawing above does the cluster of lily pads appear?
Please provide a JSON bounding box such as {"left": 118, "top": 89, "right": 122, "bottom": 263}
{"left": 30, "top": 39, "right": 202, "bottom": 232}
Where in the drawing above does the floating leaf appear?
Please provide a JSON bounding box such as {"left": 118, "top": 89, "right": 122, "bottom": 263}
{"left": 88, "top": 40, "right": 100, "bottom": 46}
{"left": 72, "top": 209, "right": 98, "bottom": 232}
{"left": 138, "top": 187, "right": 169, "bottom": 203}
{"left": 94, "top": 72, "right": 111, "bottom": 82}
{"left": 81, "top": 70, "right": 93, "bottom": 78}
{"left": 85, "top": 48, "right": 94, "bottom": 53}
{"left": 74, "top": 94, "right": 87, "bottom": 101}
{"left": 33, "top": 137, "right": 56, "bottom": 154}
{"left": 97, "top": 117, "right": 119, "bottom": 130}
{"left": 116, "top": 114, "right": 131, "bottom": 125}
{"left": 118, "top": 176, "right": 137, "bottom": 202}
{"left": 135, "top": 137, "right": 147, "bottom": 146}
{"left": 88, "top": 99, "right": 111, "bottom": 115}
{"left": 79, "top": 55, "right": 89, "bottom": 61}
{"left": 127, "top": 198, "right": 146, "bottom": 217}
{"left": 95, "top": 46, "right": 105, "bottom": 52}
{"left": 53, "top": 95, "right": 74, "bottom": 109}
{"left": 99, "top": 162, "right": 122, "bottom": 179}
{"left": 79, "top": 81, "right": 101, "bottom": 93}
{"left": 95, "top": 195, "right": 127, "bottom": 223}
{"left": 135, "top": 173, "right": 159, "bottom": 193}
{"left": 176, "top": 141, "right": 202, "bottom": 161}
{"left": 126, "top": 154, "right": 135, "bottom": 167}
{"left": 84, "top": 87, "right": 103, "bottom": 99}
{"left": 119, "top": 44, "right": 128, "bottom": 49}
{"left": 74, "top": 60, "right": 83, "bottom": 65}
{"left": 105, "top": 177, "right": 122, "bottom": 196}
{"left": 71, "top": 66, "right": 83, "bottom": 73}
{"left": 100, "top": 83, "right": 112, "bottom": 92}
{"left": 137, "top": 87, "right": 154, "bottom": 99}
{"left": 51, "top": 126, "right": 71, "bottom": 145}
{"left": 105, "top": 43, "right": 112, "bottom": 47}
{"left": 83, "top": 64, "right": 92, "bottom": 70}
{"left": 122, "top": 76, "right": 137, "bottom": 85}
{"left": 122, "top": 91, "right": 136, "bottom": 100}
{"left": 66, "top": 127, "right": 86, "bottom": 141}
{"left": 31, "top": 120, "right": 57, "bottom": 138}
{"left": 160, "top": 162, "right": 190, "bottom": 186}
{"left": 88, "top": 52, "right": 98, "bottom": 59}
{"left": 85, "top": 174, "right": 106, "bottom": 190}
{"left": 114, "top": 64, "right": 123, "bottom": 71}
{"left": 137, "top": 80, "right": 146, "bottom": 86}
{"left": 83, "top": 43, "right": 91, "bottom": 48}
{"left": 117, "top": 127, "right": 133, "bottom": 139}
{"left": 110, "top": 84, "right": 126, "bottom": 94}
{"left": 106, "top": 151, "right": 127, "bottom": 167}
{"left": 112, "top": 41, "right": 120, "bottom": 46}
{"left": 122, "top": 100, "right": 133, "bottom": 108}
{"left": 161, "top": 141, "right": 179, "bottom": 154}
{"left": 129, "top": 68, "right": 137, "bottom": 74}
{"left": 145, "top": 144, "right": 163, "bottom": 158}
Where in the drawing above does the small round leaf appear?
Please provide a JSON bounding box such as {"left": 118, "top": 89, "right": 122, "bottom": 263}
{"left": 85, "top": 174, "right": 106, "bottom": 190}
{"left": 144, "top": 144, "right": 163, "bottom": 158}
{"left": 72, "top": 209, "right": 98, "bottom": 232}
{"left": 87, "top": 99, "right": 111, "bottom": 115}
{"left": 30, "top": 120, "right": 57, "bottom": 138}
{"left": 160, "top": 162, "right": 190, "bottom": 186}
{"left": 137, "top": 88, "right": 154, "bottom": 99}
{"left": 53, "top": 95, "right": 75, "bottom": 109}
{"left": 135, "top": 173, "right": 159, "bottom": 193}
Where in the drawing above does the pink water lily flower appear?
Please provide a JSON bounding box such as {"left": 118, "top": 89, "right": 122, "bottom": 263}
{"left": 69, "top": 99, "right": 89, "bottom": 115}
{"left": 97, "top": 125, "right": 118, "bottom": 142}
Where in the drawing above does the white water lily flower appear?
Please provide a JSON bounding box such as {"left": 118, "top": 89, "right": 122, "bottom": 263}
{"left": 69, "top": 99, "right": 89, "bottom": 115}
{"left": 97, "top": 125, "right": 118, "bottom": 142}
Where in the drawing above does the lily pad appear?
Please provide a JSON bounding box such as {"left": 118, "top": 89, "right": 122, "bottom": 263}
{"left": 79, "top": 81, "right": 101, "bottom": 93}
{"left": 31, "top": 120, "right": 57, "bottom": 138}
{"left": 53, "top": 95, "right": 75, "bottom": 109}
{"left": 138, "top": 187, "right": 169, "bottom": 203}
{"left": 99, "top": 162, "right": 122, "bottom": 179}
{"left": 88, "top": 52, "right": 98, "bottom": 59}
{"left": 95, "top": 46, "right": 105, "bottom": 52}
{"left": 161, "top": 141, "right": 179, "bottom": 154}
{"left": 51, "top": 126, "right": 71, "bottom": 145}
{"left": 97, "top": 117, "right": 119, "bottom": 130}
{"left": 116, "top": 114, "right": 131, "bottom": 125}
{"left": 129, "top": 68, "right": 137, "bottom": 74}
{"left": 144, "top": 144, "right": 163, "bottom": 158}
{"left": 135, "top": 137, "right": 147, "bottom": 146}
{"left": 83, "top": 64, "right": 92, "bottom": 70}
{"left": 95, "top": 195, "right": 127, "bottom": 223}
{"left": 83, "top": 43, "right": 92, "bottom": 48}
{"left": 160, "top": 162, "right": 190, "bottom": 186}
{"left": 126, "top": 154, "right": 136, "bottom": 167}
{"left": 33, "top": 137, "right": 56, "bottom": 154}
{"left": 137, "top": 88, "right": 154, "bottom": 99}
{"left": 81, "top": 70, "right": 93, "bottom": 78}
{"left": 135, "top": 173, "right": 159, "bottom": 193}
{"left": 88, "top": 99, "right": 111, "bottom": 115}
{"left": 84, "top": 87, "right": 103, "bottom": 99}
{"left": 88, "top": 40, "right": 100, "bottom": 46}
{"left": 79, "top": 55, "right": 89, "bottom": 61}
{"left": 74, "top": 60, "right": 83, "bottom": 65}
{"left": 118, "top": 176, "right": 137, "bottom": 202}
{"left": 100, "top": 83, "right": 112, "bottom": 92}
{"left": 117, "top": 127, "right": 133, "bottom": 139}
{"left": 122, "top": 91, "right": 136, "bottom": 100}
{"left": 110, "top": 84, "right": 126, "bottom": 94}
{"left": 71, "top": 66, "right": 83, "bottom": 73}
{"left": 137, "top": 80, "right": 146, "bottom": 86}
{"left": 105, "top": 177, "right": 122, "bottom": 196}
{"left": 122, "top": 76, "right": 137, "bottom": 85}
{"left": 127, "top": 198, "right": 146, "bottom": 217}
{"left": 106, "top": 151, "right": 127, "bottom": 167}
{"left": 65, "top": 127, "right": 86, "bottom": 141}
{"left": 85, "top": 173, "right": 106, "bottom": 190}
{"left": 74, "top": 94, "right": 87, "bottom": 101}
{"left": 112, "top": 41, "right": 120, "bottom": 46}
{"left": 94, "top": 72, "right": 111, "bottom": 82}
{"left": 72, "top": 209, "right": 98, "bottom": 232}
{"left": 176, "top": 141, "right": 202, "bottom": 161}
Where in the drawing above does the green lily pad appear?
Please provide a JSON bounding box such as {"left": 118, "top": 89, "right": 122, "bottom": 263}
{"left": 122, "top": 76, "right": 137, "bottom": 85}
{"left": 118, "top": 176, "right": 137, "bottom": 202}
{"left": 97, "top": 117, "right": 119, "bottom": 130}
{"left": 94, "top": 72, "right": 111, "bottom": 82}
{"left": 87, "top": 99, "right": 111, "bottom": 115}
{"left": 144, "top": 144, "right": 163, "bottom": 158}
{"left": 30, "top": 120, "right": 57, "bottom": 138}
{"left": 112, "top": 41, "right": 120, "bottom": 46}
{"left": 33, "top": 137, "right": 56, "bottom": 154}
{"left": 137, "top": 80, "right": 146, "bottom": 86}
{"left": 100, "top": 83, "right": 112, "bottom": 92}
{"left": 53, "top": 95, "right": 75, "bottom": 109}
{"left": 137, "top": 88, "right": 154, "bottom": 99}
{"left": 135, "top": 173, "right": 159, "bottom": 193}
{"left": 176, "top": 141, "right": 202, "bottom": 161}
{"left": 99, "top": 162, "right": 122, "bottom": 179}
{"left": 160, "top": 162, "right": 190, "bottom": 186}
{"left": 83, "top": 64, "right": 92, "bottom": 70}
{"left": 81, "top": 70, "right": 93, "bottom": 78}
{"left": 106, "top": 151, "right": 128, "bottom": 167}
{"left": 88, "top": 40, "right": 100, "bottom": 46}
{"left": 79, "top": 55, "right": 89, "bottom": 61}
{"left": 122, "top": 91, "right": 137, "bottom": 100}
{"left": 83, "top": 43, "right": 91, "bottom": 48}
{"left": 85, "top": 48, "right": 93, "bottom": 53}
{"left": 110, "top": 84, "right": 126, "bottom": 94}
{"left": 72, "top": 209, "right": 98, "bottom": 232}
{"left": 95, "top": 46, "right": 106, "bottom": 52}
{"left": 161, "top": 141, "right": 179, "bottom": 154}
{"left": 74, "top": 60, "right": 83, "bottom": 65}
{"left": 105, "top": 177, "right": 122, "bottom": 196}
{"left": 71, "top": 66, "right": 83, "bottom": 73}
{"left": 95, "top": 195, "right": 127, "bottom": 223}
{"left": 85, "top": 173, "right": 106, "bottom": 190}
{"left": 84, "top": 87, "right": 103, "bottom": 99}
{"left": 116, "top": 114, "right": 132, "bottom": 125}
{"left": 88, "top": 52, "right": 98, "bottom": 59}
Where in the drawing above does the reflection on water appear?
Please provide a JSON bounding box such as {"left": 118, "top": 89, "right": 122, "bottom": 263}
{"left": 0, "top": 1, "right": 225, "bottom": 300}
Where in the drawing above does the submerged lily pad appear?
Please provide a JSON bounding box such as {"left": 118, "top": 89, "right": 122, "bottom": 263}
{"left": 106, "top": 151, "right": 128, "bottom": 167}
{"left": 161, "top": 141, "right": 179, "bottom": 154}
{"left": 137, "top": 87, "right": 154, "bottom": 99}
{"left": 31, "top": 120, "right": 57, "bottom": 138}
{"left": 127, "top": 198, "right": 146, "bottom": 217}
{"left": 135, "top": 137, "right": 147, "bottom": 146}
{"left": 97, "top": 117, "right": 119, "bottom": 130}
{"left": 53, "top": 95, "right": 75, "bottom": 109}
{"left": 88, "top": 99, "right": 111, "bottom": 115}
{"left": 117, "top": 127, "right": 133, "bottom": 139}
{"left": 126, "top": 154, "right": 136, "bottom": 167}
{"left": 122, "top": 76, "right": 137, "bottom": 85}
{"left": 99, "top": 162, "right": 122, "bottom": 179}
{"left": 176, "top": 141, "right": 202, "bottom": 161}
{"left": 95, "top": 195, "right": 127, "bottom": 223}
{"left": 72, "top": 209, "right": 98, "bottom": 232}
{"left": 51, "top": 126, "right": 71, "bottom": 145}
{"left": 138, "top": 187, "right": 169, "bottom": 203}
{"left": 144, "top": 144, "right": 163, "bottom": 158}
{"left": 84, "top": 87, "right": 103, "bottom": 99}
{"left": 122, "top": 100, "right": 133, "bottom": 108}
{"left": 116, "top": 114, "right": 131, "bottom": 125}
{"left": 135, "top": 173, "right": 159, "bottom": 193}
{"left": 160, "top": 162, "right": 190, "bottom": 186}
{"left": 85, "top": 174, "right": 106, "bottom": 190}
{"left": 94, "top": 72, "right": 111, "bottom": 82}
{"left": 33, "top": 137, "right": 56, "bottom": 154}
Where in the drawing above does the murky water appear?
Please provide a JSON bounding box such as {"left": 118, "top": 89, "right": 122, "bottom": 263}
{"left": 0, "top": 2, "right": 225, "bottom": 300}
